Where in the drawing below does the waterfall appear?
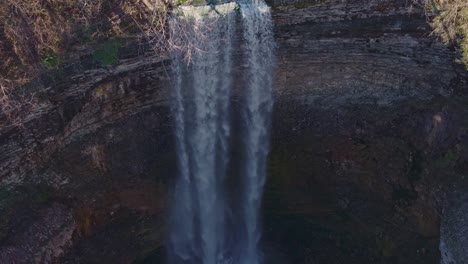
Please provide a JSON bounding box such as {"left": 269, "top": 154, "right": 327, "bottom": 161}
{"left": 168, "top": 1, "right": 274, "bottom": 263}
{"left": 239, "top": 1, "right": 275, "bottom": 263}
{"left": 169, "top": 4, "right": 235, "bottom": 263}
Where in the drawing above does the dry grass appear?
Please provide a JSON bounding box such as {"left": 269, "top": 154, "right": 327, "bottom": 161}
{"left": 429, "top": 0, "right": 468, "bottom": 66}
{"left": 0, "top": 79, "right": 37, "bottom": 128}
{"left": 121, "top": 0, "right": 175, "bottom": 56}
{"left": 0, "top": 0, "right": 78, "bottom": 127}
{"left": 0, "top": 0, "right": 174, "bottom": 128}
{"left": 411, "top": 0, "right": 468, "bottom": 67}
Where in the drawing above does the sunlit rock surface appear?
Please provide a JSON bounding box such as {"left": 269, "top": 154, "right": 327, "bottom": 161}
{"left": 272, "top": 0, "right": 464, "bottom": 106}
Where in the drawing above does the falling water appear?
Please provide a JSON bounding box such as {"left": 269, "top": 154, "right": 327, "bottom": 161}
{"left": 238, "top": 1, "right": 275, "bottom": 263}
{"left": 168, "top": 1, "right": 274, "bottom": 263}
{"left": 169, "top": 4, "right": 235, "bottom": 263}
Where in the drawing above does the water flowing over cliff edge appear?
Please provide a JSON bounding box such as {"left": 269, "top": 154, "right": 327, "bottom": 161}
{"left": 169, "top": 1, "right": 274, "bottom": 263}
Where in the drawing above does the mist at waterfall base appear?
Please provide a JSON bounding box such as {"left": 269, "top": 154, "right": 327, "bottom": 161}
{"left": 167, "top": 1, "right": 275, "bottom": 264}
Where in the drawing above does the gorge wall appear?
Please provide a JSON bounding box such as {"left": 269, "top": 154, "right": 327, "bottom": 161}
{"left": 1, "top": 0, "right": 467, "bottom": 263}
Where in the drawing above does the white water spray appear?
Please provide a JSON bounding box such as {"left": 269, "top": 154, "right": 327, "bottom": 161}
{"left": 169, "top": 5, "right": 235, "bottom": 263}
{"left": 168, "top": 1, "right": 274, "bottom": 263}
{"left": 239, "top": 1, "right": 275, "bottom": 263}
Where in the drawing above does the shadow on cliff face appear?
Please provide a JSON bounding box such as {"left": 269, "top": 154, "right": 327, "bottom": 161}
{"left": 57, "top": 98, "right": 468, "bottom": 264}
{"left": 2, "top": 94, "right": 468, "bottom": 263}
{"left": 55, "top": 107, "right": 175, "bottom": 263}
{"left": 261, "top": 97, "right": 468, "bottom": 264}
{"left": 0, "top": 105, "right": 175, "bottom": 263}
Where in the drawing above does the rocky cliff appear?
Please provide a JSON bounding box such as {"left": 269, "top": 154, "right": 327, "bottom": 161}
{"left": 0, "top": 0, "right": 467, "bottom": 263}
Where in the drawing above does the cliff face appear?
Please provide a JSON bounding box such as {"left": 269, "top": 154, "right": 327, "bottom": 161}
{"left": 267, "top": 1, "right": 467, "bottom": 263}
{"left": 273, "top": 0, "right": 464, "bottom": 105}
{"left": 0, "top": 0, "right": 467, "bottom": 263}
{"left": 0, "top": 55, "right": 174, "bottom": 262}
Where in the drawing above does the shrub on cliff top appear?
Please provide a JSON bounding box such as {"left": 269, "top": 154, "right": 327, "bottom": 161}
{"left": 0, "top": 0, "right": 172, "bottom": 127}
{"left": 423, "top": 0, "right": 468, "bottom": 68}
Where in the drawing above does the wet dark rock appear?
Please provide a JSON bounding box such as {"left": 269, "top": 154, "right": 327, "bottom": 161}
{"left": 0, "top": 197, "right": 74, "bottom": 263}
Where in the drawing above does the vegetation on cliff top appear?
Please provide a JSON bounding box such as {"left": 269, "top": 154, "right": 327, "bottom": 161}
{"left": 0, "top": 0, "right": 467, "bottom": 127}
{"left": 422, "top": 0, "right": 468, "bottom": 67}
{"left": 0, "top": 0, "right": 171, "bottom": 126}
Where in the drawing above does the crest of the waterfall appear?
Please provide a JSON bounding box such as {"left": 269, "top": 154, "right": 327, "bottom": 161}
{"left": 169, "top": 3, "right": 238, "bottom": 63}
{"left": 168, "top": 1, "right": 275, "bottom": 263}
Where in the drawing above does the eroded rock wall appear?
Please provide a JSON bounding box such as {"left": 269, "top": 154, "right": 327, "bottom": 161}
{"left": 272, "top": 0, "right": 465, "bottom": 106}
